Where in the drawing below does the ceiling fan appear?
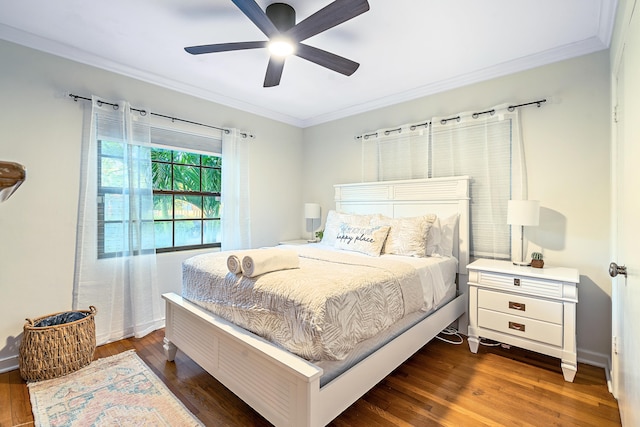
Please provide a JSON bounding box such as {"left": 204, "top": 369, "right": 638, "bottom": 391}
{"left": 184, "top": 0, "right": 370, "bottom": 87}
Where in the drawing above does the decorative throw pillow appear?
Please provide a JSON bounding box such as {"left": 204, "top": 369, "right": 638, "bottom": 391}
{"left": 334, "top": 223, "right": 391, "bottom": 256}
{"left": 373, "top": 214, "right": 437, "bottom": 257}
{"left": 320, "top": 210, "right": 377, "bottom": 246}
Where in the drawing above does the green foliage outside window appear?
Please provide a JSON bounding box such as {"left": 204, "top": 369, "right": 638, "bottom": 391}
{"left": 98, "top": 142, "right": 222, "bottom": 257}
{"left": 151, "top": 148, "right": 222, "bottom": 251}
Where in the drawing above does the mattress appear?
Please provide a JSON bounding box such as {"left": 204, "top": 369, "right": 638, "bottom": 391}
{"left": 317, "top": 271, "right": 457, "bottom": 386}
{"left": 286, "top": 246, "right": 459, "bottom": 386}
{"left": 182, "top": 244, "right": 456, "bottom": 362}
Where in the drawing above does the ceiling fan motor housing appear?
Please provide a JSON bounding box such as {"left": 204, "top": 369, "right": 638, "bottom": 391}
{"left": 266, "top": 3, "right": 296, "bottom": 31}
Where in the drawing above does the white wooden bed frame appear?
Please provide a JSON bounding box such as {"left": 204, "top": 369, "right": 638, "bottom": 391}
{"left": 162, "top": 176, "right": 470, "bottom": 427}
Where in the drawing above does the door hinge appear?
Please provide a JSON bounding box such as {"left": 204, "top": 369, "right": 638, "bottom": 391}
{"left": 613, "top": 105, "right": 618, "bottom": 123}
{"left": 613, "top": 336, "right": 619, "bottom": 355}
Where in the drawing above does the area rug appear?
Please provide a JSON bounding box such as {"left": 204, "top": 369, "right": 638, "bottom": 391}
{"left": 28, "top": 350, "right": 203, "bottom": 426}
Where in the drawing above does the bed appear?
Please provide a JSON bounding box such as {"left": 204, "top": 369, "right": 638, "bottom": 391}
{"left": 162, "top": 176, "right": 470, "bottom": 427}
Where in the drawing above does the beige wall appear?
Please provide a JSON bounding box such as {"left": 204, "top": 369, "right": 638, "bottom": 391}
{"left": 0, "top": 38, "right": 613, "bottom": 370}
{"left": 302, "top": 51, "right": 612, "bottom": 364}
{"left": 0, "top": 40, "right": 303, "bottom": 370}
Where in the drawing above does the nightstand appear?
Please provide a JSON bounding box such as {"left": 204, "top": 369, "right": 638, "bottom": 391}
{"left": 467, "top": 258, "right": 579, "bottom": 382}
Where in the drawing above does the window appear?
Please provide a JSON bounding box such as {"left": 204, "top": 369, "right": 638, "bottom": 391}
{"left": 431, "top": 118, "right": 513, "bottom": 259}
{"left": 360, "top": 127, "right": 430, "bottom": 182}
{"left": 98, "top": 142, "right": 222, "bottom": 257}
{"left": 151, "top": 148, "right": 222, "bottom": 252}
{"left": 361, "top": 106, "right": 523, "bottom": 260}
{"left": 97, "top": 140, "right": 155, "bottom": 257}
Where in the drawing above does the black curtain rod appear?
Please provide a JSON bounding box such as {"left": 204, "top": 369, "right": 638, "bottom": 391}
{"left": 355, "top": 98, "right": 546, "bottom": 140}
{"left": 507, "top": 99, "right": 546, "bottom": 111}
{"left": 472, "top": 109, "right": 495, "bottom": 119}
{"left": 68, "top": 93, "right": 255, "bottom": 139}
{"left": 410, "top": 121, "right": 429, "bottom": 131}
{"left": 440, "top": 115, "right": 461, "bottom": 125}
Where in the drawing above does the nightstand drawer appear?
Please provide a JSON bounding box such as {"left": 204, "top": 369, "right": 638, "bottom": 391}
{"left": 478, "top": 309, "right": 563, "bottom": 347}
{"left": 478, "top": 289, "right": 562, "bottom": 324}
{"left": 474, "top": 270, "right": 563, "bottom": 298}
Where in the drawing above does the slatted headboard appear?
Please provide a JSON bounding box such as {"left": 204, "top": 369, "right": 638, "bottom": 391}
{"left": 334, "top": 176, "right": 470, "bottom": 274}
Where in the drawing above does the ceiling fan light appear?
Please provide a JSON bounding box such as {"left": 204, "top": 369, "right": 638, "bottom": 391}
{"left": 268, "top": 39, "right": 295, "bottom": 57}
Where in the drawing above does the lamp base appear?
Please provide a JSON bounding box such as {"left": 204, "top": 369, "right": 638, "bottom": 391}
{"left": 512, "top": 261, "right": 531, "bottom": 267}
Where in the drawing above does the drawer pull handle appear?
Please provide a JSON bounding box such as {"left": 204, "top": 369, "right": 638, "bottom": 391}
{"left": 514, "top": 278, "right": 521, "bottom": 286}
{"left": 509, "top": 321, "right": 526, "bottom": 332}
{"left": 509, "top": 301, "right": 526, "bottom": 311}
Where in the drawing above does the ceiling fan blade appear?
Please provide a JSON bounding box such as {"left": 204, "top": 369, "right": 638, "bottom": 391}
{"left": 185, "top": 41, "right": 267, "bottom": 55}
{"left": 295, "top": 43, "right": 360, "bottom": 76}
{"left": 285, "top": 0, "right": 370, "bottom": 42}
{"left": 263, "top": 56, "right": 286, "bottom": 87}
{"left": 232, "top": 0, "right": 280, "bottom": 38}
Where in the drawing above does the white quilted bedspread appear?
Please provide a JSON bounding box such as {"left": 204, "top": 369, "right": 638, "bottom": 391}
{"left": 182, "top": 245, "right": 425, "bottom": 361}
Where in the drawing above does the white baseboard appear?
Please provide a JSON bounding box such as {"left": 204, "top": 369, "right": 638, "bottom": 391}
{"left": 0, "top": 319, "right": 167, "bottom": 376}
{"left": 578, "top": 348, "right": 613, "bottom": 393}
{"left": 0, "top": 339, "right": 616, "bottom": 395}
{"left": 0, "top": 355, "right": 19, "bottom": 374}
{"left": 577, "top": 347, "right": 610, "bottom": 369}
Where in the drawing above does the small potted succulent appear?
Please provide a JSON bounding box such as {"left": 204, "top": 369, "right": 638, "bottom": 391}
{"left": 531, "top": 252, "right": 544, "bottom": 268}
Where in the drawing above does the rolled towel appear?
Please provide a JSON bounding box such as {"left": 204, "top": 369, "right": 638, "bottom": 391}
{"left": 226, "top": 254, "right": 243, "bottom": 274}
{"left": 242, "top": 248, "right": 300, "bottom": 278}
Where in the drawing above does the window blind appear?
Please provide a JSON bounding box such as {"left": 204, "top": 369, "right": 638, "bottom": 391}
{"left": 431, "top": 117, "right": 513, "bottom": 259}
{"left": 150, "top": 127, "right": 222, "bottom": 154}
{"left": 360, "top": 105, "right": 523, "bottom": 260}
{"left": 361, "top": 126, "right": 430, "bottom": 182}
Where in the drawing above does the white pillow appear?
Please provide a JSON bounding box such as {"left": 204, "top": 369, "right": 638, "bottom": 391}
{"left": 426, "top": 218, "right": 442, "bottom": 256}
{"left": 320, "top": 210, "right": 377, "bottom": 246}
{"left": 334, "top": 223, "right": 391, "bottom": 256}
{"left": 433, "top": 214, "right": 459, "bottom": 257}
{"left": 373, "top": 214, "right": 437, "bottom": 257}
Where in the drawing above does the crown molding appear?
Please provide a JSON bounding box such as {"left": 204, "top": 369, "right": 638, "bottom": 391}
{"left": 0, "top": 24, "right": 305, "bottom": 127}
{"left": 301, "top": 36, "right": 609, "bottom": 128}
{"left": 1, "top": 1, "right": 617, "bottom": 131}
{"left": 598, "top": 0, "right": 619, "bottom": 46}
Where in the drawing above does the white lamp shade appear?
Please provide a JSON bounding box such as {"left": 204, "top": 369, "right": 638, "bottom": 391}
{"left": 304, "top": 203, "right": 321, "bottom": 220}
{"left": 507, "top": 200, "right": 540, "bottom": 226}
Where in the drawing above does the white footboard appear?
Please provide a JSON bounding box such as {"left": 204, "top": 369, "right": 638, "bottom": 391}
{"left": 163, "top": 292, "right": 465, "bottom": 427}
{"left": 163, "top": 292, "right": 323, "bottom": 427}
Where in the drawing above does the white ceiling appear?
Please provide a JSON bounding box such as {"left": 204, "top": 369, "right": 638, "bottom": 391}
{"left": 0, "top": 0, "right": 617, "bottom": 127}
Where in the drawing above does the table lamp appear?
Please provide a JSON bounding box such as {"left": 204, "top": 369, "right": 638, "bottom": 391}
{"left": 304, "top": 203, "right": 321, "bottom": 242}
{"left": 507, "top": 200, "right": 540, "bottom": 265}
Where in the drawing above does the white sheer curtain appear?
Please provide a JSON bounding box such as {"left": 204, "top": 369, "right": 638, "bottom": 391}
{"left": 360, "top": 123, "right": 430, "bottom": 182}
{"left": 431, "top": 104, "right": 526, "bottom": 259}
{"left": 73, "top": 96, "right": 163, "bottom": 344}
{"left": 360, "top": 104, "right": 526, "bottom": 259}
{"left": 221, "top": 128, "right": 251, "bottom": 250}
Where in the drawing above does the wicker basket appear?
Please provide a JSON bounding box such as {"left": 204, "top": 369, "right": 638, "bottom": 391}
{"left": 19, "top": 306, "right": 97, "bottom": 381}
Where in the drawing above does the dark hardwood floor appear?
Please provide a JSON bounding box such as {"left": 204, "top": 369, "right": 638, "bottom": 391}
{"left": 0, "top": 329, "right": 621, "bottom": 426}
